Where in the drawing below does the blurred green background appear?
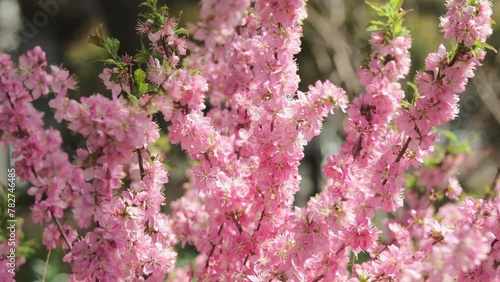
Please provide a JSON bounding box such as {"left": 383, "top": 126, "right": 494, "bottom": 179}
{"left": 0, "top": 0, "right": 499, "bottom": 281}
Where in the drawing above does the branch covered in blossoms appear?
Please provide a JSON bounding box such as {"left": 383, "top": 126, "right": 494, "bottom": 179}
{"left": 0, "top": 0, "right": 498, "bottom": 281}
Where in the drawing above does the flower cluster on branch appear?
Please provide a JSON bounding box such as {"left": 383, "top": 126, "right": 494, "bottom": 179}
{"left": 0, "top": 0, "right": 498, "bottom": 281}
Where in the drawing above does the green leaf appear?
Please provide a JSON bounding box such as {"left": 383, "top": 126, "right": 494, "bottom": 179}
{"left": 87, "top": 24, "right": 106, "bottom": 48}
{"left": 398, "top": 9, "right": 411, "bottom": 18}
{"left": 394, "top": 23, "right": 402, "bottom": 34}
{"left": 367, "top": 25, "right": 382, "bottom": 32}
{"left": 138, "top": 82, "right": 149, "bottom": 94}
{"left": 400, "top": 99, "right": 411, "bottom": 109}
{"left": 407, "top": 81, "right": 418, "bottom": 93}
{"left": 407, "top": 82, "right": 420, "bottom": 104}
{"left": 190, "top": 68, "right": 204, "bottom": 75}
{"left": 358, "top": 274, "right": 371, "bottom": 282}
{"left": 390, "top": 0, "right": 403, "bottom": 9}
{"left": 134, "top": 50, "right": 150, "bottom": 64}
{"left": 126, "top": 92, "right": 139, "bottom": 104}
{"left": 471, "top": 48, "right": 480, "bottom": 58}
{"left": 134, "top": 69, "right": 147, "bottom": 85}
{"left": 479, "top": 42, "right": 498, "bottom": 53}
{"left": 140, "top": 0, "right": 159, "bottom": 11}
{"left": 105, "top": 37, "right": 121, "bottom": 57}
{"left": 110, "top": 72, "right": 120, "bottom": 82}
{"left": 365, "top": 0, "right": 410, "bottom": 38}
{"left": 17, "top": 243, "right": 36, "bottom": 257}
{"left": 366, "top": 1, "right": 383, "bottom": 13}
{"left": 88, "top": 35, "right": 105, "bottom": 49}
{"left": 104, "top": 58, "right": 118, "bottom": 65}
{"left": 175, "top": 27, "right": 189, "bottom": 36}
{"left": 147, "top": 83, "right": 157, "bottom": 93}
{"left": 405, "top": 175, "right": 417, "bottom": 188}
{"left": 442, "top": 130, "right": 457, "bottom": 142}
{"left": 369, "top": 20, "right": 385, "bottom": 26}
{"left": 447, "top": 143, "right": 471, "bottom": 155}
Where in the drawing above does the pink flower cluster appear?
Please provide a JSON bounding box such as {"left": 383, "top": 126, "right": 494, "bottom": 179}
{"left": 0, "top": 47, "right": 82, "bottom": 226}
{"left": 0, "top": 47, "right": 81, "bottom": 280}
{"left": 417, "top": 151, "right": 465, "bottom": 200}
{"left": 0, "top": 0, "right": 498, "bottom": 281}
{"left": 441, "top": 0, "right": 493, "bottom": 47}
{"left": 0, "top": 46, "right": 176, "bottom": 280}
{"left": 170, "top": 0, "right": 498, "bottom": 281}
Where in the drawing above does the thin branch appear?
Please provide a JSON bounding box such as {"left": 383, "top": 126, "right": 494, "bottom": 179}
{"left": 312, "top": 274, "right": 325, "bottom": 282}
{"left": 206, "top": 224, "right": 224, "bottom": 269}
{"left": 230, "top": 213, "right": 243, "bottom": 234}
{"left": 336, "top": 244, "right": 345, "bottom": 255}
{"left": 42, "top": 249, "right": 52, "bottom": 282}
{"left": 205, "top": 243, "right": 216, "bottom": 268}
{"left": 136, "top": 148, "right": 146, "bottom": 179}
{"left": 255, "top": 207, "right": 266, "bottom": 232}
{"left": 128, "top": 63, "right": 136, "bottom": 97}
{"left": 30, "top": 164, "right": 73, "bottom": 251}
{"left": 243, "top": 207, "right": 267, "bottom": 265}
{"left": 51, "top": 210, "right": 73, "bottom": 250}
{"left": 353, "top": 135, "right": 363, "bottom": 160}
{"left": 395, "top": 137, "right": 412, "bottom": 163}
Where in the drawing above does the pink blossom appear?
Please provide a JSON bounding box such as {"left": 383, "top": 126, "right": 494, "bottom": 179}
{"left": 99, "top": 68, "right": 130, "bottom": 98}
{"left": 0, "top": 1, "right": 497, "bottom": 281}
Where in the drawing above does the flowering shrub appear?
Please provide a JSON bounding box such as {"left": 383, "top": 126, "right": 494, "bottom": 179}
{"left": 1, "top": 0, "right": 499, "bottom": 281}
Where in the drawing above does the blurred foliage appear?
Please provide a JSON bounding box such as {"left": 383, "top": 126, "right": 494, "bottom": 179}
{"left": 0, "top": 185, "right": 37, "bottom": 260}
